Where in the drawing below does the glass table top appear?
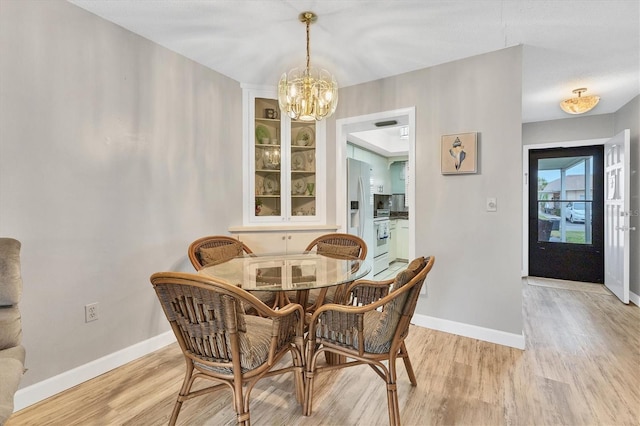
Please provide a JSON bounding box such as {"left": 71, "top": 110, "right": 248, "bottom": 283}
{"left": 199, "top": 252, "right": 371, "bottom": 292}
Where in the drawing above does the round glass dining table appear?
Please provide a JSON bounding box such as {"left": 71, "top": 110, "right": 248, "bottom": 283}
{"left": 199, "top": 252, "right": 371, "bottom": 308}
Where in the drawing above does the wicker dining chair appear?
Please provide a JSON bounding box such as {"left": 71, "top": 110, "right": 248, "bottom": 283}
{"left": 303, "top": 256, "right": 435, "bottom": 426}
{"left": 188, "top": 235, "right": 276, "bottom": 309}
{"left": 301, "top": 233, "right": 367, "bottom": 311}
{"left": 150, "top": 272, "right": 305, "bottom": 426}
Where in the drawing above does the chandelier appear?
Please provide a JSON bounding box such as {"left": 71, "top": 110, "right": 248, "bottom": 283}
{"left": 559, "top": 88, "right": 600, "bottom": 115}
{"left": 278, "top": 12, "right": 338, "bottom": 121}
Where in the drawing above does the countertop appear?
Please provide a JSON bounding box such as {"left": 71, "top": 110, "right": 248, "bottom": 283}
{"left": 390, "top": 212, "right": 409, "bottom": 220}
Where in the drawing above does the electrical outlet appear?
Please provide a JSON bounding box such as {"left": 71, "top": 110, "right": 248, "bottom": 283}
{"left": 85, "top": 303, "right": 98, "bottom": 322}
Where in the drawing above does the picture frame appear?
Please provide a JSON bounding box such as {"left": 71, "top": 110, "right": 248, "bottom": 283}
{"left": 441, "top": 132, "right": 478, "bottom": 174}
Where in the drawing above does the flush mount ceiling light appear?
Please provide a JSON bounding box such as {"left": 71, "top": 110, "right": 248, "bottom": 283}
{"left": 278, "top": 11, "right": 338, "bottom": 122}
{"left": 559, "top": 88, "right": 600, "bottom": 115}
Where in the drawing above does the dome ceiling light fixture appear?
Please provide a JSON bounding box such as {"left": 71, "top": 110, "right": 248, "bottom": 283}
{"left": 278, "top": 11, "right": 338, "bottom": 122}
{"left": 559, "top": 88, "right": 600, "bottom": 115}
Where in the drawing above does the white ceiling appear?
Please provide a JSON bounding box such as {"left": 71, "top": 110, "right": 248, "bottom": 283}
{"left": 69, "top": 0, "right": 639, "bottom": 124}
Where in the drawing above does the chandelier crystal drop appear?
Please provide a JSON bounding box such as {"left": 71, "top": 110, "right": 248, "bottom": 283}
{"left": 559, "top": 88, "right": 600, "bottom": 114}
{"left": 278, "top": 12, "right": 338, "bottom": 122}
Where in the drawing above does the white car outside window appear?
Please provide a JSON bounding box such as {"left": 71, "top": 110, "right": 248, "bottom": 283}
{"left": 565, "top": 202, "right": 585, "bottom": 223}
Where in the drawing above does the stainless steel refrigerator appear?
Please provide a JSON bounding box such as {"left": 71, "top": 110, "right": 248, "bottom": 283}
{"left": 347, "top": 158, "right": 374, "bottom": 275}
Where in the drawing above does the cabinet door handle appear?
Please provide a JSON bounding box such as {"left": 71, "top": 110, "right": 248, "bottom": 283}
{"left": 288, "top": 235, "right": 292, "bottom": 240}
{"left": 282, "top": 236, "right": 286, "bottom": 240}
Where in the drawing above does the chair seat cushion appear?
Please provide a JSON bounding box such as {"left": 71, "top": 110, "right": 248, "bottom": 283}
{"left": 195, "top": 315, "right": 273, "bottom": 373}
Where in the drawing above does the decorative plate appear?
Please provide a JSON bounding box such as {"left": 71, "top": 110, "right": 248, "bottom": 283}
{"left": 291, "top": 152, "right": 306, "bottom": 171}
{"left": 263, "top": 174, "right": 279, "bottom": 195}
{"left": 255, "top": 125, "right": 271, "bottom": 144}
{"left": 295, "top": 127, "right": 315, "bottom": 146}
{"left": 292, "top": 178, "right": 307, "bottom": 195}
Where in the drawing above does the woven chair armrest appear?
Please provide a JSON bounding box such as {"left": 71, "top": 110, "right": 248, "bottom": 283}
{"left": 266, "top": 302, "right": 305, "bottom": 335}
{"left": 268, "top": 302, "right": 305, "bottom": 359}
{"left": 346, "top": 279, "right": 394, "bottom": 293}
{"left": 347, "top": 278, "right": 394, "bottom": 290}
{"left": 309, "top": 300, "right": 379, "bottom": 324}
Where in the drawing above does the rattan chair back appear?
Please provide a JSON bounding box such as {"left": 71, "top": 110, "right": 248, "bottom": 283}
{"left": 304, "top": 232, "right": 367, "bottom": 260}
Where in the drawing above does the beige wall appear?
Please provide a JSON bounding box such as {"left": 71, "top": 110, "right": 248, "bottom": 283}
{"left": 328, "top": 47, "right": 525, "bottom": 335}
{"left": 0, "top": 0, "right": 243, "bottom": 388}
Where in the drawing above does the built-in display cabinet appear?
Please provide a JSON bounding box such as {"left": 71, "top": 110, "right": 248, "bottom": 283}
{"left": 242, "top": 85, "right": 326, "bottom": 225}
{"left": 234, "top": 230, "right": 329, "bottom": 254}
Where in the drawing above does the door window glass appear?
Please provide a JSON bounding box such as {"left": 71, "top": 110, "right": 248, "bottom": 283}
{"left": 537, "top": 156, "right": 593, "bottom": 244}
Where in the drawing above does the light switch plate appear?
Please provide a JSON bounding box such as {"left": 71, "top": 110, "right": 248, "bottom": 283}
{"left": 486, "top": 197, "right": 497, "bottom": 212}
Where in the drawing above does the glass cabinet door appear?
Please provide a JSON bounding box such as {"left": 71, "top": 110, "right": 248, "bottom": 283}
{"left": 290, "top": 120, "right": 316, "bottom": 218}
{"left": 254, "top": 97, "right": 282, "bottom": 218}
{"left": 246, "top": 87, "right": 325, "bottom": 225}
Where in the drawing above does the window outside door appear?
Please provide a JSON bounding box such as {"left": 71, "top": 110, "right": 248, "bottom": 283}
{"left": 528, "top": 146, "right": 604, "bottom": 283}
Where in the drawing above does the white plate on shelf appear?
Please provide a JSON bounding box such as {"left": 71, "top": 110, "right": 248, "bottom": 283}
{"left": 295, "top": 127, "right": 315, "bottom": 147}
{"left": 291, "top": 152, "right": 306, "bottom": 171}
{"left": 263, "top": 174, "right": 280, "bottom": 195}
{"left": 292, "top": 178, "right": 307, "bottom": 195}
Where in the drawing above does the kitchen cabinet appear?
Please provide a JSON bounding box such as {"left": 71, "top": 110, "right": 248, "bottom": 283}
{"left": 232, "top": 229, "right": 333, "bottom": 254}
{"left": 389, "top": 219, "right": 398, "bottom": 261}
{"left": 243, "top": 85, "right": 326, "bottom": 225}
{"left": 397, "top": 219, "right": 409, "bottom": 261}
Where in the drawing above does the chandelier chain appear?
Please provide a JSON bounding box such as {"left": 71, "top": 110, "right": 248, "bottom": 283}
{"left": 305, "top": 16, "right": 311, "bottom": 71}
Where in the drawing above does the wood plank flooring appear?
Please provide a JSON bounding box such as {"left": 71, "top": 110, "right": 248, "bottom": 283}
{"left": 7, "top": 278, "right": 640, "bottom": 425}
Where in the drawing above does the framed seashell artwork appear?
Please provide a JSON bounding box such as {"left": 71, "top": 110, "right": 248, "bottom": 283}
{"left": 441, "top": 132, "right": 477, "bottom": 174}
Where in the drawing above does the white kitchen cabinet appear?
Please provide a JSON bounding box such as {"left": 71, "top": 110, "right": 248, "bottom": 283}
{"left": 232, "top": 229, "right": 334, "bottom": 254}
{"left": 242, "top": 85, "right": 326, "bottom": 226}
{"left": 397, "top": 219, "right": 409, "bottom": 261}
{"left": 389, "top": 219, "right": 398, "bottom": 261}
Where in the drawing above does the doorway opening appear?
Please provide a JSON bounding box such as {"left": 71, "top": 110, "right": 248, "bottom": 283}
{"left": 528, "top": 145, "right": 605, "bottom": 283}
{"left": 335, "top": 107, "right": 416, "bottom": 277}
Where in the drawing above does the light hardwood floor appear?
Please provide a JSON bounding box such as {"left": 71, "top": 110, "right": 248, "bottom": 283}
{"left": 8, "top": 278, "right": 640, "bottom": 425}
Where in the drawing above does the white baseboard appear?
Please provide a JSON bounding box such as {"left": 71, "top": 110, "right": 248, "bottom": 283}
{"left": 411, "top": 313, "right": 526, "bottom": 350}
{"left": 14, "top": 331, "right": 176, "bottom": 412}
{"left": 630, "top": 290, "right": 640, "bottom": 307}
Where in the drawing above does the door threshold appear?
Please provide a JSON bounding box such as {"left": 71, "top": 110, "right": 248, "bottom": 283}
{"left": 526, "top": 276, "right": 612, "bottom": 295}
